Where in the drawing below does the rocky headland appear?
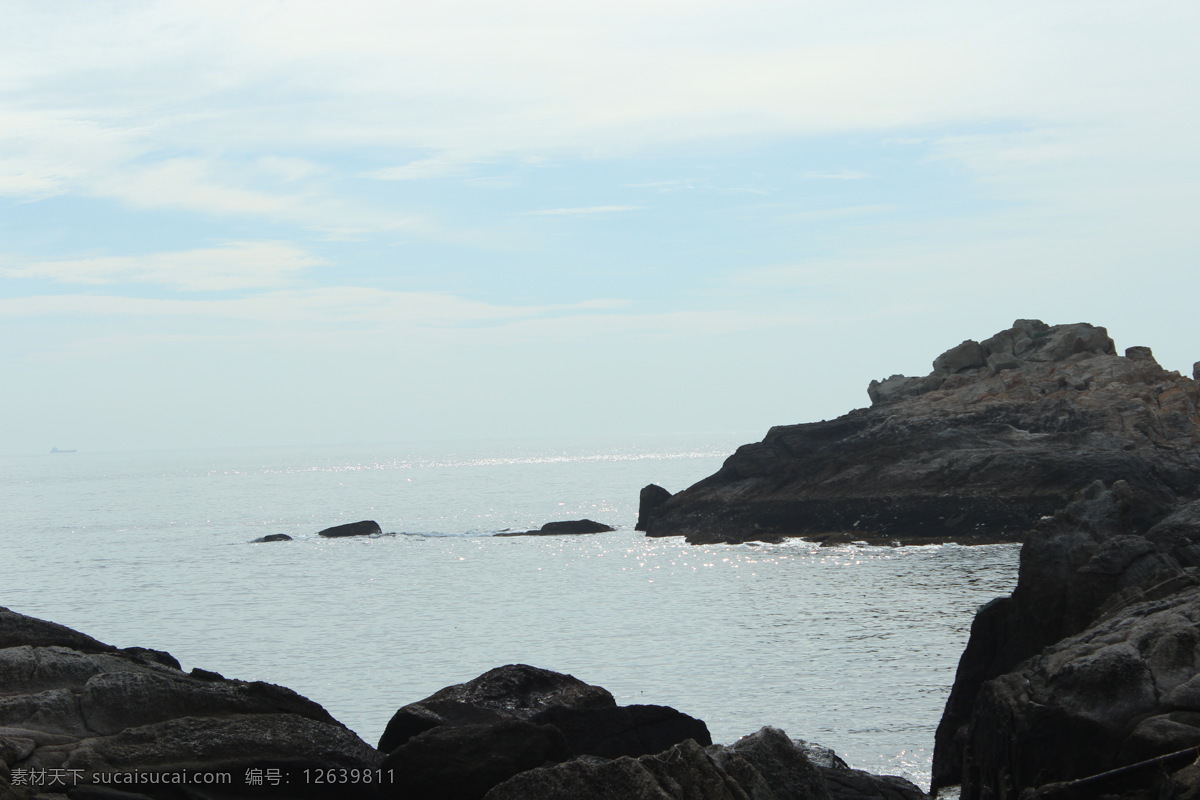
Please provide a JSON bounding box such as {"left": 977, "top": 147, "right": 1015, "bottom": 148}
{"left": 0, "top": 607, "right": 923, "bottom": 800}
{"left": 639, "top": 320, "right": 1200, "bottom": 545}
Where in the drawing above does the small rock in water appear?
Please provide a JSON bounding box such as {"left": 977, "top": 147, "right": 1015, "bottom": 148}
{"left": 251, "top": 533, "right": 292, "bottom": 543}
{"left": 495, "top": 519, "right": 615, "bottom": 537}
{"left": 317, "top": 519, "right": 382, "bottom": 538}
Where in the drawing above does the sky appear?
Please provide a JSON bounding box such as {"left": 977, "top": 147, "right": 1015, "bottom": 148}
{"left": 2, "top": 1, "right": 1198, "bottom": 454}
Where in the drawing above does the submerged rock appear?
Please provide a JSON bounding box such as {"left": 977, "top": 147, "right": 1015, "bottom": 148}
{"left": 494, "top": 520, "right": 616, "bottom": 537}
{"left": 643, "top": 320, "right": 1200, "bottom": 545}
{"left": 317, "top": 519, "right": 382, "bottom": 538}
{"left": 251, "top": 533, "right": 292, "bottom": 543}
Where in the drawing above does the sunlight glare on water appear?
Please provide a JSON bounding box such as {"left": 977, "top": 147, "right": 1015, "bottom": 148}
{"left": 3, "top": 436, "right": 1019, "bottom": 790}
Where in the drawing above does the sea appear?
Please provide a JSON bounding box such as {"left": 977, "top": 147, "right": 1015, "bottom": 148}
{"left": 2, "top": 432, "right": 1020, "bottom": 790}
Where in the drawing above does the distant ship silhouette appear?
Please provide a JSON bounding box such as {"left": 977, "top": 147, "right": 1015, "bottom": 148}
{"left": 50, "top": 447, "right": 77, "bottom": 454}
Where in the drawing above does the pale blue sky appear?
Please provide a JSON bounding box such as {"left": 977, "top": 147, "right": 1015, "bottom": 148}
{"left": 2, "top": 1, "right": 1198, "bottom": 454}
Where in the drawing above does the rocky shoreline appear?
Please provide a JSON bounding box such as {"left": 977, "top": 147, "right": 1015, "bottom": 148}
{"left": 9, "top": 320, "right": 1200, "bottom": 798}
{"left": 0, "top": 607, "right": 923, "bottom": 799}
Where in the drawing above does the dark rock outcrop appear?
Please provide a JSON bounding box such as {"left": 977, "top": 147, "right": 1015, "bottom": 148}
{"left": 494, "top": 520, "right": 616, "bottom": 537}
{"left": 318, "top": 519, "right": 382, "bottom": 538}
{"left": 482, "top": 738, "right": 748, "bottom": 800}
{"left": 251, "top": 533, "right": 292, "bottom": 543}
{"left": 643, "top": 320, "right": 1200, "bottom": 544}
{"left": 637, "top": 484, "right": 673, "bottom": 531}
{"left": 933, "top": 482, "right": 1200, "bottom": 798}
{"left": 960, "top": 587, "right": 1200, "bottom": 798}
{"left": 820, "top": 766, "right": 928, "bottom": 800}
{"left": 375, "top": 665, "right": 718, "bottom": 799}
{"left": 0, "top": 606, "right": 381, "bottom": 799}
{"left": 382, "top": 720, "right": 572, "bottom": 800}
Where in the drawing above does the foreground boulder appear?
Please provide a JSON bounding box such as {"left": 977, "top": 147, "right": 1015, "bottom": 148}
{"left": 376, "top": 665, "right": 712, "bottom": 797}
{"left": 318, "top": 519, "right": 382, "bottom": 538}
{"left": 377, "top": 664, "right": 617, "bottom": 753}
{"left": 933, "top": 483, "right": 1200, "bottom": 798}
{"left": 642, "top": 320, "right": 1200, "bottom": 544}
{"left": 375, "top": 666, "right": 922, "bottom": 800}
{"left": 0, "top": 607, "right": 381, "bottom": 799}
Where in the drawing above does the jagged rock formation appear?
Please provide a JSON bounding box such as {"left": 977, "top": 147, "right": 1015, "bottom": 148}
{"left": 933, "top": 482, "right": 1200, "bottom": 799}
{"left": 637, "top": 485, "right": 673, "bottom": 531}
{"left": 642, "top": 320, "right": 1200, "bottom": 544}
{"left": 0, "top": 607, "right": 381, "bottom": 799}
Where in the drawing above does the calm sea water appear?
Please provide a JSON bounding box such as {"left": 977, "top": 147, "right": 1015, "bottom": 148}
{"left": 2, "top": 433, "right": 1019, "bottom": 789}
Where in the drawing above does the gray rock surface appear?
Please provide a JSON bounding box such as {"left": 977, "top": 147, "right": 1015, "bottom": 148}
{"left": 644, "top": 320, "right": 1200, "bottom": 545}
{"left": 484, "top": 727, "right": 925, "bottom": 800}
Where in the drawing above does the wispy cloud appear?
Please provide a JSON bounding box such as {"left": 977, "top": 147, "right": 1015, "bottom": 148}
{"left": 362, "top": 155, "right": 480, "bottom": 181}
{"left": 0, "top": 287, "right": 630, "bottom": 329}
{"left": 522, "top": 205, "right": 643, "bottom": 216}
{"left": 802, "top": 170, "right": 872, "bottom": 180}
{"left": 4, "top": 242, "right": 325, "bottom": 291}
{"left": 787, "top": 203, "right": 897, "bottom": 221}
{"left": 624, "top": 180, "right": 700, "bottom": 192}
